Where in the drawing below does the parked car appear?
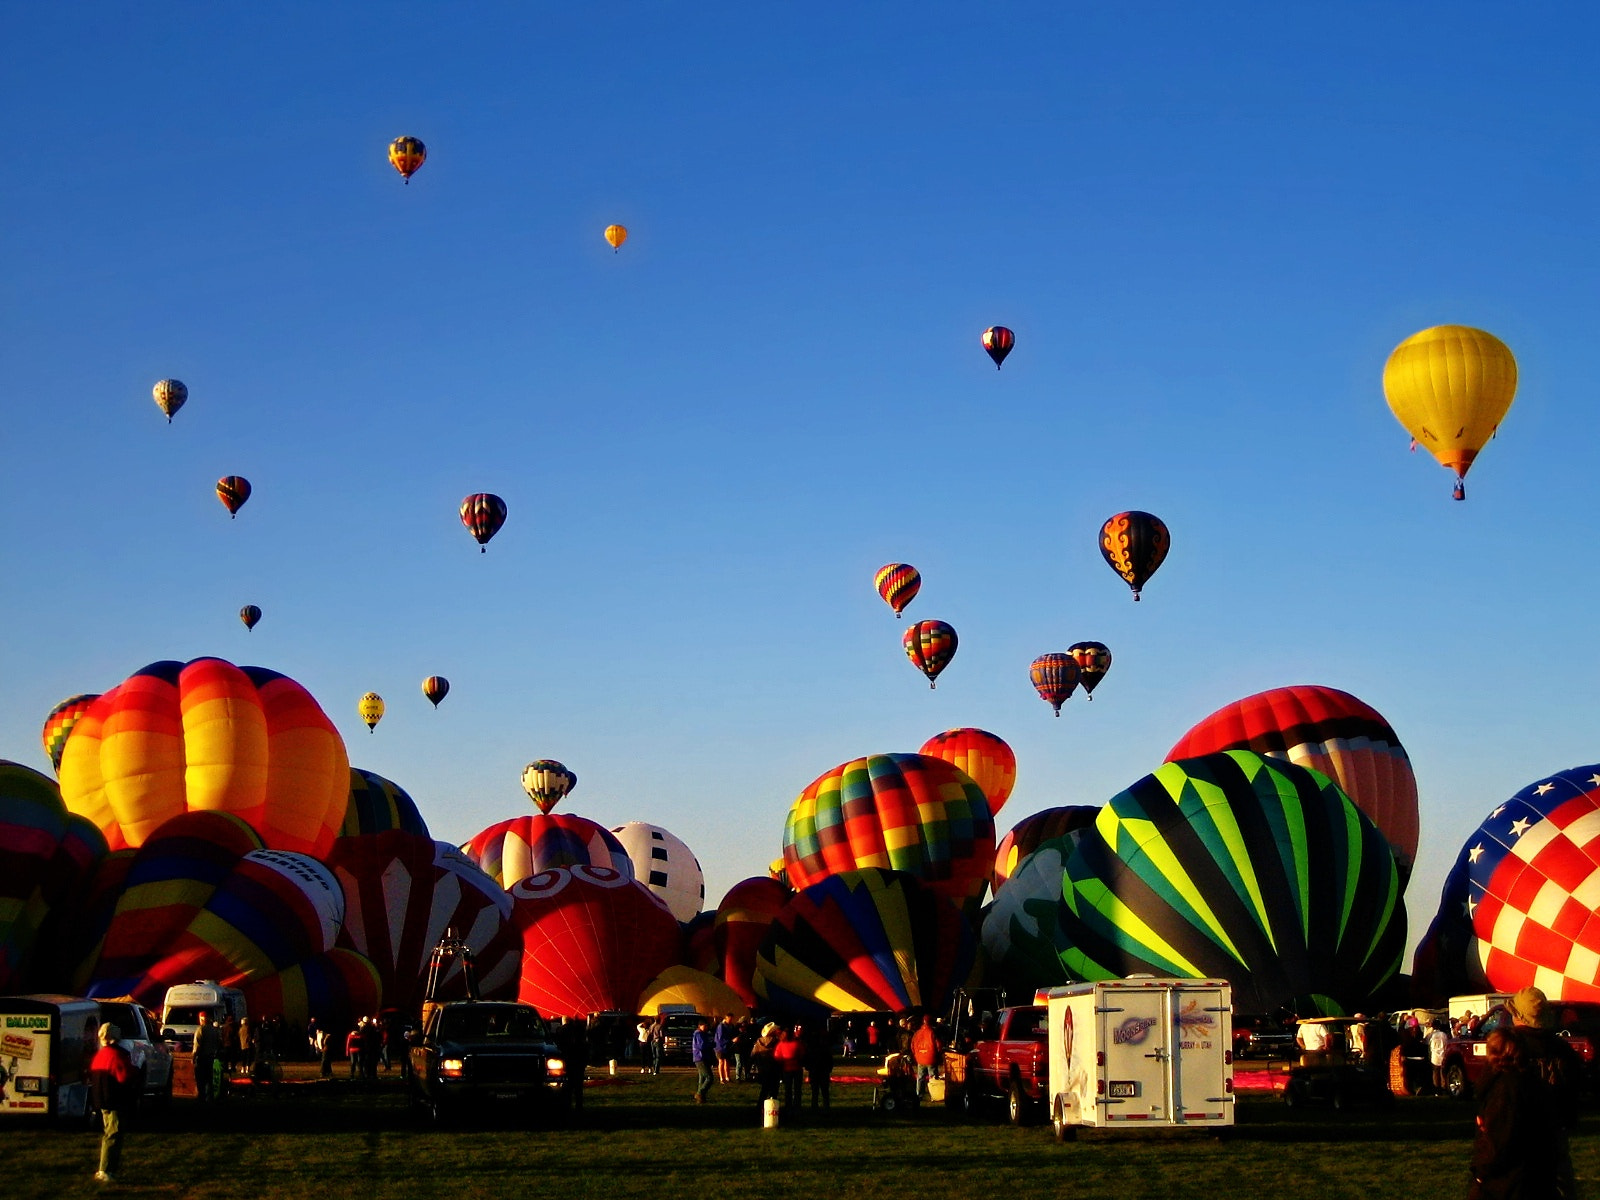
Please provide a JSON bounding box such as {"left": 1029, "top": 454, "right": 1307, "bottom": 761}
{"left": 1233, "top": 1015, "right": 1297, "bottom": 1060}
{"left": 409, "top": 1000, "right": 568, "bottom": 1124}
{"left": 1439, "top": 1001, "right": 1600, "bottom": 1100}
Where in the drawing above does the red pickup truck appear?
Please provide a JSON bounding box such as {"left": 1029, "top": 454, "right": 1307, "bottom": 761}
{"left": 1440, "top": 1001, "right": 1599, "bottom": 1100}
{"left": 950, "top": 1004, "right": 1049, "bottom": 1124}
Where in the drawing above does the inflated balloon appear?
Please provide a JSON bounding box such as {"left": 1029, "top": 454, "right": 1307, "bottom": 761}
{"left": 240, "top": 604, "right": 262, "bottom": 632}
{"left": 682, "top": 910, "right": 719, "bottom": 975}
{"left": 463, "top": 813, "right": 634, "bottom": 890}
{"left": 421, "top": 676, "right": 449, "bottom": 708}
{"left": 41, "top": 694, "right": 101, "bottom": 775}
{"left": 0, "top": 760, "right": 108, "bottom": 992}
{"left": 604, "top": 224, "right": 628, "bottom": 251}
{"left": 637, "top": 965, "right": 748, "bottom": 1018}
{"left": 58, "top": 658, "right": 350, "bottom": 857}
{"left": 611, "top": 822, "right": 705, "bottom": 923}
{"left": 782, "top": 752, "right": 996, "bottom": 913}
{"left": 216, "top": 476, "right": 251, "bottom": 518}
{"left": 1058, "top": 751, "right": 1405, "bottom": 1016}
{"left": 918, "top": 728, "right": 1016, "bottom": 817}
{"left": 1029, "top": 652, "right": 1079, "bottom": 716}
{"left": 1167, "top": 685, "right": 1419, "bottom": 879}
{"left": 358, "top": 692, "right": 385, "bottom": 733}
{"left": 340, "top": 767, "right": 430, "bottom": 838}
{"left": 903, "top": 619, "right": 957, "bottom": 688}
{"left": 1099, "top": 511, "right": 1168, "bottom": 600}
{"left": 1066, "top": 642, "right": 1111, "bottom": 699}
{"left": 983, "top": 834, "right": 1081, "bottom": 993}
{"left": 993, "top": 805, "right": 1100, "bottom": 889}
{"left": 982, "top": 326, "right": 1015, "bottom": 370}
{"left": 328, "top": 831, "right": 520, "bottom": 1010}
{"left": 874, "top": 563, "right": 921, "bottom": 618}
{"left": 1383, "top": 325, "right": 1517, "bottom": 501}
{"left": 1413, "top": 765, "right": 1600, "bottom": 1002}
{"left": 520, "top": 760, "right": 576, "bottom": 814}
{"left": 460, "top": 492, "right": 507, "bottom": 552}
{"left": 152, "top": 379, "right": 186, "bottom": 422}
{"left": 510, "top": 866, "right": 681, "bottom": 1017}
{"left": 753, "top": 868, "right": 981, "bottom": 1021}
{"left": 388, "top": 135, "right": 426, "bottom": 182}
{"left": 713, "top": 876, "right": 790, "bottom": 1008}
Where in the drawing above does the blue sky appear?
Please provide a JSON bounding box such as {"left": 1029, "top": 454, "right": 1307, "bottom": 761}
{"left": 4, "top": 2, "right": 1598, "bottom": 960}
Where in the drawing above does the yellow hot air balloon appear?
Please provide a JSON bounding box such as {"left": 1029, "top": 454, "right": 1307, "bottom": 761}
{"left": 388, "top": 136, "right": 426, "bottom": 183}
{"left": 1383, "top": 325, "right": 1518, "bottom": 500}
{"left": 604, "top": 224, "right": 628, "bottom": 252}
{"left": 358, "top": 692, "right": 385, "bottom": 733}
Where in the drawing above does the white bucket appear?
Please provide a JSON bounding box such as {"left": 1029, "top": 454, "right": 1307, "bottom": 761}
{"left": 609, "top": 1059, "right": 617, "bottom": 1076}
{"left": 762, "top": 1097, "right": 779, "bottom": 1129}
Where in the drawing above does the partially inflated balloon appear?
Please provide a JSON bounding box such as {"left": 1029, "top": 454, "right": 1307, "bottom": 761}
{"left": 611, "top": 822, "right": 705, "bottom": 923}
{"left": 340, "top": 767, "right": 429, "bottom": 838}
{"left": 982, "top": 326, "right": 1015, "bottom": 369}
{"left": 41, "top": 694, "right": 101, "bottom": 775}
{"left": 388, "top": 135, "right": 426, "bottom": 182}
{"left": 1066, "top": 642, "right": 1111, "bottom": 698}
{"left": 983, "top": 834, "right": 1082, "bottom": 993}
{"left": 874, "top": 563, "right": 921, "bottom": 618}
{"left": 58, "top": 658, "right": 350, "bottom": 857}
{"left": 903, "top": 620, "right": 957, "bottom": 688}
{"left": 753, "top": 869, "right": 980, "bottom": 1021}
{"left": 918, "top": 728, "right": 1016, "bottom": 817}
{"left": 1099, "top": 511, "right": 1168, "bottom": 600}
{"left": 358, "top": 692, "right": 384, "bottom": 732}
{"left": 604, "top": 224, "right": 628, "bottom": 251}
{"left": 520, "top": 760, "right": 576, "bottom": 814}
{"left": 510, "top": 866, "right": 681, "bottom": 1017}
{"left": 1029, "top": 653, "right": 1079, "bottom": 716}
{"left": 713, "top": 876, "right": 790, "bottom": 1008}
{"left": 421, "top": 676, "right": 449, "bottom": 708}
{"left": 216, "top": 476, "right": 251, "bottom": 518}
{"left": 1058, "top": 751, "right": 1405, "bottom": 1016}
{"left": 1383, "top": 325, "right": 1517, "bottom": 501}
{"left": 460, "top": 493, "right": 507, "bottom": 553}
{"left": 782, "top": 752, "right": 995, "bottom": 913}
{"left": 240, "top": 605, "right": 261, "bottom": 632}
{"left": 463, "top": 813, "right": 634, "bottom": 890}
{"left": 1166, "top": 685, "right": 1419, "bottom": 879}
{"left": 993, "top": 805, "right": 1100, "bottom": 888}
{"left": 152, "top": 379, "right": 186, "bottom": 422}
{"left": 638, "top": 966, "right": 748, "bottom": 1018}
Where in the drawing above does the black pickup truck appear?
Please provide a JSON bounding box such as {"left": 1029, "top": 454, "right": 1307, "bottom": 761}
{"left": 409, "top": 1001, "right": 569, "bottom": 1124}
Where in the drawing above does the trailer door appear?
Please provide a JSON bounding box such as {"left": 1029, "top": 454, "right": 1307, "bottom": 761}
{"left": 1172, "top": 986, "right": 1233, "bottom": 1125}
{"left": 1099, "top": 987, "right": 1171, "bottom": 1123}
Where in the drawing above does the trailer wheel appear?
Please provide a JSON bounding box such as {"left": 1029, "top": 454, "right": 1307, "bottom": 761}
{"left": 1051, "top": 1099, "right": 1074, "bottom": 1142}
{"left": 959, "top": 1084, "right": 980, "bottom": 1119}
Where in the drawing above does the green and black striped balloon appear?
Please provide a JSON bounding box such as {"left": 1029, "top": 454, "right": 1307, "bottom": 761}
{"left": 1057, "top": 750, "right": 1405, "bottom": 1015}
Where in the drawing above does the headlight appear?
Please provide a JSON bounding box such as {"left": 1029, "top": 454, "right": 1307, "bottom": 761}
{"left": 546, "top": 1057, "right": 566, "bottom": 1076}
{"left": 440, "top": 1058, "right": 465, "bottom": 1077}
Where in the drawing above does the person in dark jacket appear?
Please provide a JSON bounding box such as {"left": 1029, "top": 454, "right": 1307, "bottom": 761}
{"left": 1508, "top": 986, "right": 1580, "bottom": 1198}
{"left": 805, "top": 1023, "right": 835, "bottom": 1108}
{"left": 751, "top": 1021, "right": 782, "bottom": 1106}
{"left": 1469, "top": 1028, "right": 1557, "bottom": 1199}
{"left": 691, "top": 1019, "right": 715, "bottom": 1103}
{"left": 90, "top": 1023, "right": 136, "bottom": 1183}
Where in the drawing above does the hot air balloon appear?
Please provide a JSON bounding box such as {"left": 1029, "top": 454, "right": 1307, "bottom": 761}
{"left": 520, "top": 760, "right": 576, "bottom": 814}
{"left": 993, "top": 805, "right": 1100, "bottom": 888}
{"left": 982, "top": 326, "right": 1015, "bottom": 369}
{"left": 782, "top": 752, "right": 996, "bottom": 913}
{"left": 340, "top": 767, "right": 430, "bottom": 838}
{"left": 1099, "top": 511, "right": 1168, "bottom": 600}
{"left": 1057, "top": 751, "right": 1406, "bottom": 1016}
{"left": 682, "top": 910, "right": 720, "bottom": 975}
{"left": 903, "top": 619, "right": 957, "bottom": 688}
{"left": 1066, "top": 641, "right": 1111, "bottom": 698}
{"left": 1166, "top": 684, "right": 1419, "bottom": 880}
{"left": 752, "top": 869, "right": 981, "bottom": 1021}
{"left": 421, "top": 676, "right": 449, "bottom": 708}
{"left": 460, "top": 493, "right": 507, "bottom": 553}
{"left": 510, "top": 866, "right": 682, "bottom": 1018}
{"left": 463, "top": 813, "right": 634, "bottom": 890}
{"left": 1383, "top": 325, "right": 1518, "bottom": 501}
{"left": 328, "top": 831, "right": 520, "bottom": 1010}
{"left": 874, "top": 563, "right": 921, "bottom": 618}
{"left": 611, "top": 822, "right": 705, "bottom": 923}
{"left": 983, "top": 833, "right": 1082, "bottom": 993}
{"left": 358, "top": 692, "right": 385, "bottom": 732}
{"left": 58, "top": 658, "right": 350, "bottom": 858}
{"left": 388, "top": 135, "right": 426, "bottom": 183}
{"left": 1029, "top": 652, "right": 1080, "bottom": 716}
{"left": 713, "top": 876, "right": 790, "bottom": 1008}
{"left": 152, "top": 379, "right": 187, "bottom": 422}
{"left": 216, "top": 476, "right": 251, "bottom": 518}
{"left": 41, "top": 694, "right": 101, "bottom": 775}
{"left": 604, "top": 224, "right": 628, "bottom": 251}
{"left": 918, "top": 728, "right": 1016, "bottom": 817}
{"left": 240, "top": 604, "right": 262, "bottom": 632}
{"left": 637, "top": 965, "right": 748, "bottom": 1018}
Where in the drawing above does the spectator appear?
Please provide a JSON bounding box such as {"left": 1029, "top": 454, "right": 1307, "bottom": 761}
{"left": 1508, "top": 986, "right": 1580, "bottom": 1198}
{"left": 193, "top": 1011, "right": 222, "bottom": 1103}
{"left": 1428, "top": 1020, "right": 1450, "bottom": 1095}
{"left": 89, "top": 1023, "right": 135, "bottom": 1184}
{"left": 751, "top": 1021, "right": 782, "bottom": 1108}
{"left": 1469, "top": 1028, "right": 1556, "bottom": 1199}
{"left": 776, "top": 1026, "right": 806, "bottom": 1113}
{"left": 692, "top": 1018, "right": 715, "bottom": 1104}
{"left": 715, "top": 1014, "right": 735, "bottom": 1084}
{"left": 805, "top": 1024, "right": 835, "bottom": 1108}
{"left": 911, "top": 1015, "right": 941, "bottom": 1096}
{"left": 1296, "top": 1018, "right": 1329, "bottom": 1068}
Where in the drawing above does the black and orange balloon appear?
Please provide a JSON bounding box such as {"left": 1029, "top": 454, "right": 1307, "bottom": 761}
{"left": 1067, "top": 641, "right": 1111, "bottom": 698}
{"left": 1099, "top": 511, "right": 1169, "bottom": 600}
{"left": 388, "top": 136, "right": 426, "bottom": 183}
{"left": 421, "top": 676, "right": 449, "bottom": 708}
{"left": 216, "top": 476, "right": 251, "bottom": 518}
{"left": 982, "top": 326, "right": 1015, "bottom": 369}
{"left": 239, "top": 605, "right": 262, "bottom": 632}
{"left": 459, "top": 493, "right": 507, "bottom": 552}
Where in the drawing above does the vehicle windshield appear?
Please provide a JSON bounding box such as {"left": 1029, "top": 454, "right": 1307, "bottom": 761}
{"left": 1015, "top": 1009, "right": 1049, "bottom": 1040}
{"left": 164, "top": 1006, "right": 218, "bottom": 1026}
{"left": 438, "top": 1006, "right": 549, "bottom": 1041}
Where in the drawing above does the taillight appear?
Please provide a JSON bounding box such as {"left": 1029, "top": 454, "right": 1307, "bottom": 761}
{"left": 1096, "top": 1051, "right": 1105, "bottom": 1066}
{"left": 1224, "top": 1077, "right": 1234, "bottom": 1093}
{"left": 1224, "top": 1050, "right": 1232, "bottom": 1065}
{"left": 1096, "top": 1078, "right": 1105, "bottom": 1095}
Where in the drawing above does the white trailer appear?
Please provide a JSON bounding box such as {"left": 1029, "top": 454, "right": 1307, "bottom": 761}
{"left": 1038, "top": 978, "right": 1234, "bottom": 1135}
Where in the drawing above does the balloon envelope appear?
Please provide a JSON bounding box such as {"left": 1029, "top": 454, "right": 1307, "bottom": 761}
{"left": 874, "top": 563, "right": 920, "bottom": 617}
{"left": 340, "top": 767, "right": 430, "bottom": 839}
{"left": 982, "top": 326, "right": 1015, "bottom": 369}
{"left": 358, "top": 692, "right": 385, "bottom": 731}
{"left": 637, "top": 965, "right": 748, "bottom": 1018}
{"left": 216, "top": 476, "right": 251, "bottom": 517}
{"left": 994, "top": 805, "right": 1100, "bottom": 888}
{"left": 459, "top": 493, "right": 507, "bottom": 552}
{"left": 422, "top": 676, "right": 449, "bottom": 708}
{"left": 918, "top": 728, "right": 1016, "bottom": 817}
{"left": 1099, "top": 511, "right": 1169, "bottom": 600}
{"left": 1383, "top": 325, "right": 1517, "bottom": 499}
{"left": 388, "top": 135, "right": 426, "bottom": 180}
{"left": 152, "top": 379, "right": 186, "bottom": 422}
{"left": 41, "top": 693, "right": 101, "bottom": 775}
{"left": 463, "top": 814, "right": 634, "bottom": 890}
{"left": 520, "top": 760, "right": 576, "bottom": 814}
{"left": 611, "top": 822, "right": 705, "bottom": 923}
{"left": 1029, "top": 653, "right": 1079, "bottom": 715}
{"left": 903, "top": 620, "right": 957, "bottom": 688}
{"left": 713, "top": 876, "right": 790, "bottom": 1008}
{"left": 604, "top": 223, "right": 628, "bottom": 250}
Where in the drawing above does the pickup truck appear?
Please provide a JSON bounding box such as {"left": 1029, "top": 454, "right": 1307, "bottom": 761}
{"left": 409, "top": 1000, "right": 569, "bottom": 1124}
{"left": 95, "top": 998, "right": 174, "bottom": 1109}
{"left": 1440, "top": 1001, "right": 1599, "bottom": 1100}
{"left": 952, "top": 1004, "right": 1049, "bottom": 1124}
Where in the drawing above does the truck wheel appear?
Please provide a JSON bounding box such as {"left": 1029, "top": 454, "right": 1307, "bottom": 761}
{"left": 1445, "top": 1063, "right": 1469, "bottom": 1101}
{"left": 882, "top": 1094, "right": 899, "bottom": 1113}
{"left": 1008, "top": 1079, "right": 1030, "bottom": 1126}
{"left": 959, "top": 1085, "right": 980, "bottom": 1119}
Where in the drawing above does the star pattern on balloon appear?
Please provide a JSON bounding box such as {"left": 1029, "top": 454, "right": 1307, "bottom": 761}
{"left": 1468, "top": 845, "right": 1485, "bottom": 863}
{"left": 1536, "top": 783, "right": 1557, "bottom": 795}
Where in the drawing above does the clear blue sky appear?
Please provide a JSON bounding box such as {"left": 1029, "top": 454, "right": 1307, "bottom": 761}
{"left": 4, "top": 3, "right": 1597, "bottom": 962}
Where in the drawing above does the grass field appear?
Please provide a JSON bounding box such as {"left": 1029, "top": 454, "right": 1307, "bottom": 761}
{"left": 6, "top": 1063, "right": 1597, "bottom": 1200}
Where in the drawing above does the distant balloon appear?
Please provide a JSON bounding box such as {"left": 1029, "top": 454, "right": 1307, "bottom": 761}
{"left": 1066, "top": 641, "right": 1111, "bottom": 698}
{"left": 421, "top": 676, "right": 449, "bottom": 708}
{"left": 1099, "top": 510, "right": 1169, "bottom": 600}
{"left": 520, "top": 760, "right": 576, "bottom": 815}
{"left": 41, "top": 694, "right": 101, "bottom": 775}
{"left": 240, "top": 605, "right": 262, "bottom": 632}
{"left": 1029, "top": 653, "right": 1080, "bottom": 716}
{"left": 388, "top": 135, "right": 426, "bottom": 182}
{"left": 604, "top": 224, "right": 628, "bottom": 251}
{"left": 460, "top": 493, "right": 507, "bottom": 553}
{"left": 358, "top": 692, "right": 385, "bottom": 732}
{"left": 873, "top": 563, "right": 920, "bottom": 618}
{"left": 982, "top": 326, "right": 1015, "bottom": 370}
{"left": 903, "top": 619, "right": 957, "bottom": 688}
{"left": 216, "top": 476, "right": 251, "bottom": 518}
{"left": 611, "top": 822, "right": 705, "bottom": 923}
{"left": 152, "top": 379, "right": 187, "bottom": 422}
{"left": 1383, "top": 325, "right": 1517, "bottom": 501}
{"left": 918, "top": 728, "right": 1016, "bottom": 817}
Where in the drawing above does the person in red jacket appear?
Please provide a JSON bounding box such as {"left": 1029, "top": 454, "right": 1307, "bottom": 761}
{"left": 775, "top": 1027, "right": 806, "bottom": 1114}
{"left": 90, "top": 1023, "right": 135, "bottom": 1184}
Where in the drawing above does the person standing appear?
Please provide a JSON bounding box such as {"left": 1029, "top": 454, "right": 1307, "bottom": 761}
{"left": 1469, "top": 1029, "right": 1557, "bottom": 1199}
{"left": 636, "top": 1017, "right": 654, "bottom": 1075}
{"left": 1295, "top": 1018, "right": 1329, "bottom": 1068}
{"left": 805, "top": 1023, "right": 835, "bottom": 1108}
{"left": 692, "top": 1018, "right": 715, "bottom": 1104}
{"left": 557, "top": 1017, "right": 589, "bottom": 1111}
{"left": 193, "top": 1011, "right": 222, "bottom": 1103}
{"left": 751, "top": 1021, "right": 781, "bottom": 1108}
{"left": 1428, "top": 1020, "right": 1450, "bottom": 1095}
{"left": 90, "top": 1023, "right": 135, "bottom": 1184}
{"left": 911, "top": 1015, "right": 941, "bottom": 1097}
{"left": 1507, "top": 987, "right": 1580, "bottom": 1198}
{"left": 649, "top": 1016, "right": 665, "bottom": 1076}
{"left": 776, "top": 1027, "right": 806, "bottom": 1113}
{"left": 715, "top": 1015, "right": 735, "bottom": 1084}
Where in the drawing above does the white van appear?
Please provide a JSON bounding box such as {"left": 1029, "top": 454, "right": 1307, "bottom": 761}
{"left": 161, "top": 981, "right": 247, "bottom": 1052}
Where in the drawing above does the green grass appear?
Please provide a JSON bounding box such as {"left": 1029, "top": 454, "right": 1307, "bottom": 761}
{"left": 7, "top": 1064, "right": 1599, "bottom": 1200}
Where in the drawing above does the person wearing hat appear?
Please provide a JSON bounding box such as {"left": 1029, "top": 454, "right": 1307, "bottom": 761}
{"left": 750, "top": 1021, "right": 782, "bottom": 1107}
{"left": 1507, "top": 986, "right": 1580, "bottom": 1198}
{"left": 89, "top": 1022, "right": 135, "bottom": 1184}
{"left": 691, "top": 1018, "right": 715, "bottom": 1104}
